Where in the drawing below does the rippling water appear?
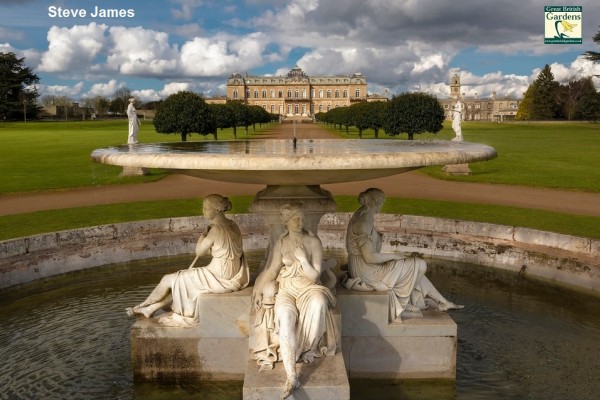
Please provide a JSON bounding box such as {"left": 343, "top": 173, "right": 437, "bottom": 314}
{"left": 1, "top": 253, "right": 599, "bottom": 400}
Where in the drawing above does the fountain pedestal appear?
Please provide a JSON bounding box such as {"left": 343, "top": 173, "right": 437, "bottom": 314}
{"left": 130, "top": 285, "right": 457, "bottom": 389}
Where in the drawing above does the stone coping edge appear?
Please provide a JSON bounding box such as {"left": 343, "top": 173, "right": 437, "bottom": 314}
{"left": 1, "top": 213, "right": 599, "bottom": 295}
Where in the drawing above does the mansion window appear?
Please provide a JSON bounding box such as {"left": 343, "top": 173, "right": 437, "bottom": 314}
{"left": 246, "top": 90, "right": 250, "bottom": 98}
{"left": 294, "top": 89, "right": 299, "bottom": 98}
{"left": 287, "top": 89, "right": 292, "bottom": 98}
{"left": 311, "top": 89, "right": 315, "bottom": 98}
{"left": 355, "top": 89, "right": 360, "bottom": 98}
{"left": 335, "top": 89, "right": 340, "bottom": 98}
{"left": 302, "top": 89, "right": 307, "bottom": 98}
{"left": 233, "top": 90, "right": 238, "bottom": 99}
{"left": 319, "top": 89, "right": 323, "bottom": 98}
{"left": 254, "top": 90, "right": 259, "bottom": 98}
{"left": 278, "top": 90, "right": 283, "bottom": 98}
{"left": 262, "top": 90, "right": 267, "bottom": 98}
{"left": 270, "top": 90, "right": 275, "bottom": 98}
{"left": 343, "top": 89, "right": 348, "bottom": 98}
{"left": 327, "top": 89, "right": 331, "bottom": 98}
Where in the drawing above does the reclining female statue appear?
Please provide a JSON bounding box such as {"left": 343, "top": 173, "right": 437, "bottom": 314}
{"left": 342, "top": 188, "right": 463, "bottom": 322}
{"left": 126, "top": 194, "right": 249, "bottom": 327}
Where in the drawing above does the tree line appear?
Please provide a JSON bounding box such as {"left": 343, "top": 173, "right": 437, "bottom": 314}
{"left": 153, "top": 91, "right": 278, "bottom": 141}
{"left": 316, "top": 92, "right": 445, "bottom": 140}
{"left": 516, "top": 64, "right": 600, "bottom": 121}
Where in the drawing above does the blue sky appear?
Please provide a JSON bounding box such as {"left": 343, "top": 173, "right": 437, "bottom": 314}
{"left": 1, "top": 0, "right": 599, "bottom": 102}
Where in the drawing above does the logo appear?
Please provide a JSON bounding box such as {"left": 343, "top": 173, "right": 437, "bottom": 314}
{"left": 545, "top": 6, "right": 582, "bottom": 44}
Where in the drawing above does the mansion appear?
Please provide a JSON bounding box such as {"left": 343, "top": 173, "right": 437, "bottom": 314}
{"left": 438, "top": 74, "right": 522, "bottom": 122}
{"left": 225, "top": 66, "right": 373, "bottom": 116}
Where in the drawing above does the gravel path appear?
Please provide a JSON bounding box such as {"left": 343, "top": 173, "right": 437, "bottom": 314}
{"left": 1, "top": 121, "right": 599, "bottom": 217}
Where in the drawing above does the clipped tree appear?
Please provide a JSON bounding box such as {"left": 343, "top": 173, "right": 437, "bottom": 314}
{"left": 248, "top": 105, "right": 270, "bottom": 131}
{"left": 383, "top": 92, "right": 444, "bottom": 140}
{"left": 350, "top": 102, "right": 371, "bottom": 138}
{"left": 227, "top": 101, "right": 250, "bottom": 138}
{"left": 153, "top": 91, "right": 216, "bottom": 141}
{"left": 368, "top": 101, "right": 388, "bottom": 139}
{"left": 0, "top": 52, "right": 40, "bottom": 121}
{"left": 209, "top": 103, "right": 235, "bottom": 140}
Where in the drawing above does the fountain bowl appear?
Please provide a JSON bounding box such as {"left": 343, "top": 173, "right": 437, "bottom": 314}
{"left": 91, "top": 139, "right": 497, "bottom": 185}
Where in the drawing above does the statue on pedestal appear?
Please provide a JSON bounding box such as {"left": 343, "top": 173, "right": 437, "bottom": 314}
{"left": 341, "top": 188, "right": 463, "bottom": 322}
{"left": 252, "top": 203, "right": 339, "bottom": 399}
{"left": 451, "top": 99, "right": 463, "bottom": 142}
{"left": 126, "top": 194, "right": 249, "bottom": 326}
{"left": 127, "top": 98, "right": 141, "bottom": 144}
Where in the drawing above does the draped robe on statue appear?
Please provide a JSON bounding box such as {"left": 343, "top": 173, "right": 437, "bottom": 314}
{"left": 168, "top": 221, "right": 249, "bottom": 326}
{"left": 341, "top": 211, "right": 430, "bottom": 321}
{"left": 251, "top": 232, "right": 339, "bottom": 371}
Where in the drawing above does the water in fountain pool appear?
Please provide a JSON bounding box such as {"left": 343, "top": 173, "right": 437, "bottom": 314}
{"left": 1, "top": 251, "right": 599, "bottom": 400}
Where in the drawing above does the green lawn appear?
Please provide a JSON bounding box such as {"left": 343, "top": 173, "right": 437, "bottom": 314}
{"left": 0, "top": 120, "right": 268, "bottom": 193}
{"left": 0, "top": 120, "right": 599, "bottom": 241}
{"left": 324, "top": 121, "right": 600, "bottom": 192}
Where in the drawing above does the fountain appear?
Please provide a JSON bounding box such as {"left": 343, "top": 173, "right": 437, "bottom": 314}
{"left": 90, "top": 136, "right": 496, "bottom": 399}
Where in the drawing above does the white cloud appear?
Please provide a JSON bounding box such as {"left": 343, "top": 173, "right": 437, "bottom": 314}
{"left": 179, "top": 33, "right": 268, "bottom": 77}
{"left": 39, "top": 82, "right": 85, "bottom": 98}
{"left": 86, "top": 79, "right": 128, "bottom": 98}
{"left": 106, "top": 26, "right": 179, "bottom": 77}
{"left": 38, "top": 23, "right": 107, "bottom": 73}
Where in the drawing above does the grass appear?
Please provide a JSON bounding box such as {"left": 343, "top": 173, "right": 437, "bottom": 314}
{"left": 0, "top": 119, "right": 599, "bottom": 241}
{"left": 323, "top": 121, "right": 600, "bottom": 192}
{"left": 2, "top": 195, "right": 600, "bottom": 241}
{"left": 0, "top": 120, "right": 269, "bottom": 193}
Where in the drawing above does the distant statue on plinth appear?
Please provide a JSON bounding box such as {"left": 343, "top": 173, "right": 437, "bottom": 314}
{"left": 252, "top": 203, "right": 339, "bottom": 399}
{"left": 126, "top": 194, "right": 250, "bottom": 327}
{"left": 127, "top": 98, "right": 141, "bottom": 144}
{"left": 341, "top": 188, "right": 463, "bottom": 322}
{"left": 451, "top": 100, "right": 463, "bottom": 142}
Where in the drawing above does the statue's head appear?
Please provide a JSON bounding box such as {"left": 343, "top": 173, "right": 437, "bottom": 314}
{"left": 358, "top": 188, "right": 385, "bottom": 209}
{"left": 280, "top": 202, "right": 305, "bottom": 230}
{"left": 129, "top": 98, "right": 135, "bottom": 103}
{"left": 203, "top": 194, "right": 232, "bottom": 213}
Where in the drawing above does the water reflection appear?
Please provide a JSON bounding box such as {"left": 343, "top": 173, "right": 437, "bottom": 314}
{"left": 1, "top": 253, "right": 599, "bottom": 400}
{"left": 97, "top": 139, "right": 481, "bottom": 157}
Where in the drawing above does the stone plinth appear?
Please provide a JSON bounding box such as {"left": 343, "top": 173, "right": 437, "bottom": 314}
{"left": 243, "top": 352, "right": 350, "bottom": 400}
{"left": 130, "top": 284, "right": 457, "bottom": 390}
{"left": 245, "top": 305, "right": 348, "bottom": 400}
{"left": 442, "top": 163, "right": 471, "bottom": 176}
{"left": 337, "top": 287, "right": 457, "bottom": 379}
{"left": 120, "top": 166, "right": 149, "bottom": 176}
{"left": 131, "top": 287, "right": 252, "bottom": 381}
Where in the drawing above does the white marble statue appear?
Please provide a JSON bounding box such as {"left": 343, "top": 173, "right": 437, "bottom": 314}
{"left": 451, "top": 100, "right": 463, "bottom": 142}
{"left": 252, "top": 203, "right": 339, "bottom": 399}
{"left": 126, "top": 194, "right": 250, "bottom": 326}
{"left": 127, "top": 98, "right": 141, "bottom": 144}
{"left": 341, "top": 188, "right": 463, "bottom": 322}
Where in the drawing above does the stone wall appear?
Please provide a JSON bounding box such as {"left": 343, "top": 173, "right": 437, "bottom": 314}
{"left": 1, "top": 214, "right": 599, "bottom": 296}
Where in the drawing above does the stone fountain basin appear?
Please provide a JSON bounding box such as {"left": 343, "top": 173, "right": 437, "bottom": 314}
{"left": 91, "top": 139, "right": 497, "bottom": 185}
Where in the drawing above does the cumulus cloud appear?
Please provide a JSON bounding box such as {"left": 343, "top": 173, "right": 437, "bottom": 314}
{"left": 179, "top": 32, "right": 268, "bottom": 76}
{"left": 39, "top": 82, "right": 85, "bottom": 98}
{"left": 86, "top": 79, "right": 128, "bottom": 98}
{"left": 14, "top": 0, "right": 599, "bottom": 101}
{"left": 105, "top": 26, "right": 179, "bottom": 77}
{"left": 38, "top": 23, "right": 107, "bottom": 73}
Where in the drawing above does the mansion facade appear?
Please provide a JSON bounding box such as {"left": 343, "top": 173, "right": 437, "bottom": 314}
{"left": 438, "top": 74, "right": 522, "bottom": 122}
{"left": 225, "top": 66, "right": 369, "bottom": 116}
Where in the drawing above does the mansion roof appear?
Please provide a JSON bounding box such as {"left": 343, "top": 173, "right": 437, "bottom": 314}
{"left": 227, "top": 67, "right": 366, "bottom": 85}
